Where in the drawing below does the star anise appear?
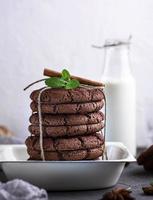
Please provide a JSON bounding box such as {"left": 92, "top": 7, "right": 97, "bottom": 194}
{"left": 142, "top": 184, "right": 153, "bottom": 195}
{"left": 101, "top": 187, "right": 135, "bottom": 200}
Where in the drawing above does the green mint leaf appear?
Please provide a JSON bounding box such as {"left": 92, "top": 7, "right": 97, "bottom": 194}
{"left": 44, "top": 68, "right": 80, "bottom": 89}
{"left": 61, "top": 69, "right": 70, "bottom": 81}
{"left": 45, "top": 77, "right": 66, "bottom": 88}
{"left": 65, "top": 79, "right": 80, "bottom": 89}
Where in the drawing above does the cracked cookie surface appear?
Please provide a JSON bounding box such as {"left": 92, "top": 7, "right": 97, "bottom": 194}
{"left": 29, "top": 122, "right": 104, "bottom": 138}
{"left": 30, "top": 100, "right": 104, "bottom": 114}
{"left": 25, "top": 133, "right": 104, "bottom": 151}
{"left": 29, "top": 112, "right": 104, "bottom": 126}
{"left": 27, "top": 147, "right": 103, "bottom": 161}
{"left": 30, "top": 87, "right": 104, "bottom": 104}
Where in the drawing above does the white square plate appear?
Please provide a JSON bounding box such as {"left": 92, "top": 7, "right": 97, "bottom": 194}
{"left": 0, "top": 142, "right": 135, "bottom": 191}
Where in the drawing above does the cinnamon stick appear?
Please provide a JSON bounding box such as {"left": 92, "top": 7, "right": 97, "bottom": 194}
{"left": 43, "top": 68, "right": 104, "bottom": 87}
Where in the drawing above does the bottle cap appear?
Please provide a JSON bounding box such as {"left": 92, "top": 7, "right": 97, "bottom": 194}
{"left": 92, "top": 35, "right": 132, "bottom": 49}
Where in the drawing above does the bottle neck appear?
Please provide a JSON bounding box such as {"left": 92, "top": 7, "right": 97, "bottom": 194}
{"left": 103, "top": 45, "right": 132, "bottom": 80}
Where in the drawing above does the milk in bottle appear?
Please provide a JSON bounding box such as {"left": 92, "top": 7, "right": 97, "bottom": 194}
{"left": 101, "top": 39, "right": 136, "bottom": 155}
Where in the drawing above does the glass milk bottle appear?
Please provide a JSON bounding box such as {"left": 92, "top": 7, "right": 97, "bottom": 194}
{"left": 101, "top": 39, "right": 136, "bottom": 155}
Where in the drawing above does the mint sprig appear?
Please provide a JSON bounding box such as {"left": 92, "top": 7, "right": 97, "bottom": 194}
{"left": 45, "top": 69, "right": 80, "bottom": 89}
{"left": 61, "top": 69, "right": 70, "bottom": 81}
{"left": 65, "top": 79, "right": 80, "bottom": 89}
{"left": 45, "top": 77, "right": 66, "bottom": 88}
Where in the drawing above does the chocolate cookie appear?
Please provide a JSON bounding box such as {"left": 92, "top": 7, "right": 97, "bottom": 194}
{"left": 29, "top": 112, "right": 104, "bottom": 126}
{"left": 137, "top": 145, "right": 153, "bottom": 171}
{"left": 27, "top": 147, "right": 103, "bottom": 161}
{"left": 29, "top": 122, "right": 104, "bottom": 138}
{"left": 30, "top": 100, "right": 104, "bottom": 114}
{"left": 25, "top": 133, "right": 104, "bottom": 151}
{"left": 30, "top": 87, "right": 104, "bottom": 104}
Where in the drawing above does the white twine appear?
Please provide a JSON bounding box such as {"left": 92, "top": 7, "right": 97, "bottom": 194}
{"left": 103, "top": 91, "right": 108, "bottom": 160}
{"left": 38, "top": 87, "right": 50, "bottom": 161}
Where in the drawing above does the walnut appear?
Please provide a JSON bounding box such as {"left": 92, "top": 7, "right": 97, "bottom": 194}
{"left": 0, "top": 126, "right": 14, "bottom": 136}
{"left": 137, "top": 145, "right": 153, "bottom": 171}
{"left": 101, "top": 188, "right": 135, "bottom": 200}
{"left": 142, "top": 184, "right": 153, "bottom": 195}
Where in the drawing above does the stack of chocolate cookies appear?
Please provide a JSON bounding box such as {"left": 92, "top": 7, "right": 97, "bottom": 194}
{"left": 25, "top": 87, "right": 105, "bottom": 160}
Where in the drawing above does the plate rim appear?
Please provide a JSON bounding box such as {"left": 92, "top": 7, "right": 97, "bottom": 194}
{"left": 0, "top": 142, "right": 136, "bottom": 163}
